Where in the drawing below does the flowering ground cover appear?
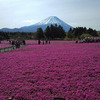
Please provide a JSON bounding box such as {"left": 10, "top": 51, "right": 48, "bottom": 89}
{"left": 25, "top": 40, "right": 75, "bottom": 45}
{"left": 0, "top": 40, "right": 10, "bottom": 44}
{"left": 0, "top": 41, "right": 100, "bottom": 100}
{"left": 25, "top": 40, "right": 38, "bottom": 45}
{"left": 0, "top": 41, "right": 12, "bottom": 49}
{"left": 0, "top": 44, "right": 12, "bottom": 49}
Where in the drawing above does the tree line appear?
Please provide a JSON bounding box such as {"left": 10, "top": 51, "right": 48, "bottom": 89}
{"left": 0, "top": 31, "right": 9, "bottom": 40}
{"left": 0, "top": 31, "right": 36, "bottom": 40}
{"left": 36, "top": 24, "right": 66, "bottom": 40}
{"left": 0, "top": 25, "right": 99, "bottom": 41}
{"left": 0, "top": 24, "right": 66, "bottom": 41}
{"left": 66, "top": 27, "right": 99, "bottom": 40}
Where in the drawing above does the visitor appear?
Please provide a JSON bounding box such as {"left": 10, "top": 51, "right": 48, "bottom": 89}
{"left": 22, "top": 40, "right": 26, "bottom": 45}
{"left": 46, "top": 40, "right": 48, "bottom": 44}
{"left": 38, "top": 40, "right": 41, "bottom": 44}
{"left": 9, "top": 40, "right": 11, "bottom": 44}
{"left": 15, "top": 40, "right": 20, "bottom": 48}
{"left": 11, "top": 40, "right": 15, "bottom": 49}
{"left": 15, "top": 40, "right": 18, "bottom": 48}
{"left": 49, "top": 40, "right": 50, "bottom": 44}
{"left": 75, "top": 40, "right": 78, "bottom": 43}
{"left": 43, "top": 40, "right": 44, "bottom": 44}
{"left": 17, "top": 40, "right": 20, "bottom": 48}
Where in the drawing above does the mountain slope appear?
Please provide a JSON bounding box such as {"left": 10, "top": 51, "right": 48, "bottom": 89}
{"left": 0, "top": 16, "right": 74, "bottom": 32}
{"left": 35, "top": 16, "right": 67, "bottom": 25}
{"left": 20, "top": 16, "right": 73, "bottom": 32}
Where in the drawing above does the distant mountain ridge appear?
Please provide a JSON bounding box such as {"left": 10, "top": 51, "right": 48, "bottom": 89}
{"left": 0, "top": 16, "right": 74, "bottom": 32}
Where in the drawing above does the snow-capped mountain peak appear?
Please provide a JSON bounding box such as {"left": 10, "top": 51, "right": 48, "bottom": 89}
{"left": 35, "top": 16, "right": 66, "bottom": 25}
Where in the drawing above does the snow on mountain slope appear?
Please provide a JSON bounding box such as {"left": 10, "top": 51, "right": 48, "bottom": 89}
{"left": 35, "top": 16, "right": 65, "bottom": 25}
{"left": 20, "top": 16, "right": 74, "bottom": 32}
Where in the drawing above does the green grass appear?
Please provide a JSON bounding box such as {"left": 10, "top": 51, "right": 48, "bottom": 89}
{"left": 0, "top": 45, "right": 28, "bottom": 52}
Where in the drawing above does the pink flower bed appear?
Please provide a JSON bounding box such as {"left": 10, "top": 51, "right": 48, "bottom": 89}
{"left": 0, "top": 41, "right": 100, "bottom": 100}
{"left": 0, "top": 41, "right": 11, "bottom": 49}
{"left": 25, "top": 40, "right": 38, "bottom": 45}
{"left": 1, "top": 40, "right": 9, "bottom": 44}
{"left": 25, "top": 40, "right": 75, "bottom": 45}
{"left": 0, "top": 44, "right": 12, "bottom": 49}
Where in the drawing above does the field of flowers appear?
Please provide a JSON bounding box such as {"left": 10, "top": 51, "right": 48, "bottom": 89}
{"left": 0, "top": 41, "right": 100, "bottom": 100}
{"left": 0, "top": 41, "right": 12, "bottom": 49}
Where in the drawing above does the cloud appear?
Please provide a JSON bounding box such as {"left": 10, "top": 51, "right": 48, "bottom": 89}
{"left": 23, "top": 19, "right": 37, "bottom": 24}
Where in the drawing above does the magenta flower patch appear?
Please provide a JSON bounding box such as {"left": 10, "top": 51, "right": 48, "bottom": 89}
{"left": 0, "top": 41, "right": 100, "bottom": 100}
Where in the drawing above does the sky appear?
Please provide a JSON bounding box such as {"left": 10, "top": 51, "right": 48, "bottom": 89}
{"left": 0, "top": 0, "right": 100, "bottom": 30}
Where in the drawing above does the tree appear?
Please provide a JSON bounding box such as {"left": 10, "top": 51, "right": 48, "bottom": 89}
{"left": 80, "top": 33, "right": 92, "bottom": 39}
{"left": 0, "top": 31, "right": 9, "bottom": 40}
{"left": 50, "top": 24, "right": 55, "bottom": 39}
{"left": 45, "top": 26, "right": 51, "bottom": 39}
{"left": 58, "top": 25, "right": 66, "bottom": 38}
{"left": 87, "top": 28, "right": 98, "bottom": 36}
{"left": 36, "top": 28, "right": 44, "bottom": 40}
{"left": 45, "top": 24, "right": 66, "bottom": 39}
{"left": 67, "top": 27, "right": 98, "bottom": 40}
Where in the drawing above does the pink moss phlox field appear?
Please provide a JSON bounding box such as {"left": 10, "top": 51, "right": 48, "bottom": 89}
{"left": 1, "top": 40, "right": 9, "bottom": 44}
{"left": 0, "top": 44, "right": 12, "bottom": 49}
{"left": 0, "top": 41, "right": 12, "bottom": 49}
{"left": 25, "top": 40, "right": 38, "bottom": 45}
{"left": 0, "top": 41, "right": 100, "bottom": 100}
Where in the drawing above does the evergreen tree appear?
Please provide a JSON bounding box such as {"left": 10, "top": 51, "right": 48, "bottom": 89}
{"left": 36, "top": 28, "right": 44, "bottom": 40}
{"left": 54, "top": 24, "right": 58, "bottom": 38}
{"left": 0, "top": 31, "right": 9, "bottom": 40}
{"left": 50, "top": 24, "right": 55, "bottom": 39}
{"left": 67, "top": 27, "right": 98, "bottom": 40}
{"left": 45, "top": 26, "right": 51, "bottom": 39}
{"left": 87, "top": 28, "right": 98, "bottom": 36}
{"left": 67, "top": 28, "right": 73, "bottom": 39}
{"left": 58, "top": 25, "right": 66, "bottom": 38}
{"left": 45, "top": 24, "right": 66, "bottom": 39}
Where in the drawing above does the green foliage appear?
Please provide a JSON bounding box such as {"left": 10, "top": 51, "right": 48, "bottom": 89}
{"left": 45, "top": 24, "right": 66, "bottom": 40}
{"left": 44, "top": 26, "right": 51, "bottom": 39}
{"left": 36, "top": 28, "right": 44, "bottom": 40}
{"left": 58, "top": 25, "right": 66, "bottom": 38}
{"left": 67, "top": 28, "right": 73, "bottom": 39}
{"left": 0, "top": 26, "right": 98, "bottom": 41}
{"left": 67, "top": 27, "right": 98, "bottom": 40}
{"left": 0, "top": 31, "right": 9, "bottom": 40}
{"left": 80, "top": 33, "right": 92, "bottom": 39}
{"left": 97, "top": 31, "right": 100, "bottom": 37}
{"left": 0, "top": 31, "right": 36, "bottom": 40}
{"left": 87, "top": 28, "right": 98, "bottom": 36}
{"left": 64, "top": 36, "right": 72, "bottom": 40}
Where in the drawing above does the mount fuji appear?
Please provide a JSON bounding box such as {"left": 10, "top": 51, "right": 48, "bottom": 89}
{"left": 0, "top": 16, "right": 73, "bottom": 32}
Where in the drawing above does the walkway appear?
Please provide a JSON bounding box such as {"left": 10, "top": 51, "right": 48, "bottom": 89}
{"left": 0, "top": 45, "right": 28, "bottom": 52}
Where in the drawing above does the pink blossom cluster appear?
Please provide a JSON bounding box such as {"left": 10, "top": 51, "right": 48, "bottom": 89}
{"left": 51, "top": 40, "right": 75, "bottom": 44}
{"left": 25, "top": 40, "right": 38, "bottom": 45}
{"left": 0, "top": 40, "right": 11, "bottom": 49}
{"left": 25, "top": 40, "right": 75, "bottom": 45}
{"left": 0, "top": 44, "right": 12, "bottom": 49}
{"left": 0, "top": 40, "right": 10, "bottom": 44}
{"left": 0, "top": 41, "right": 100, "bottom": 100}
